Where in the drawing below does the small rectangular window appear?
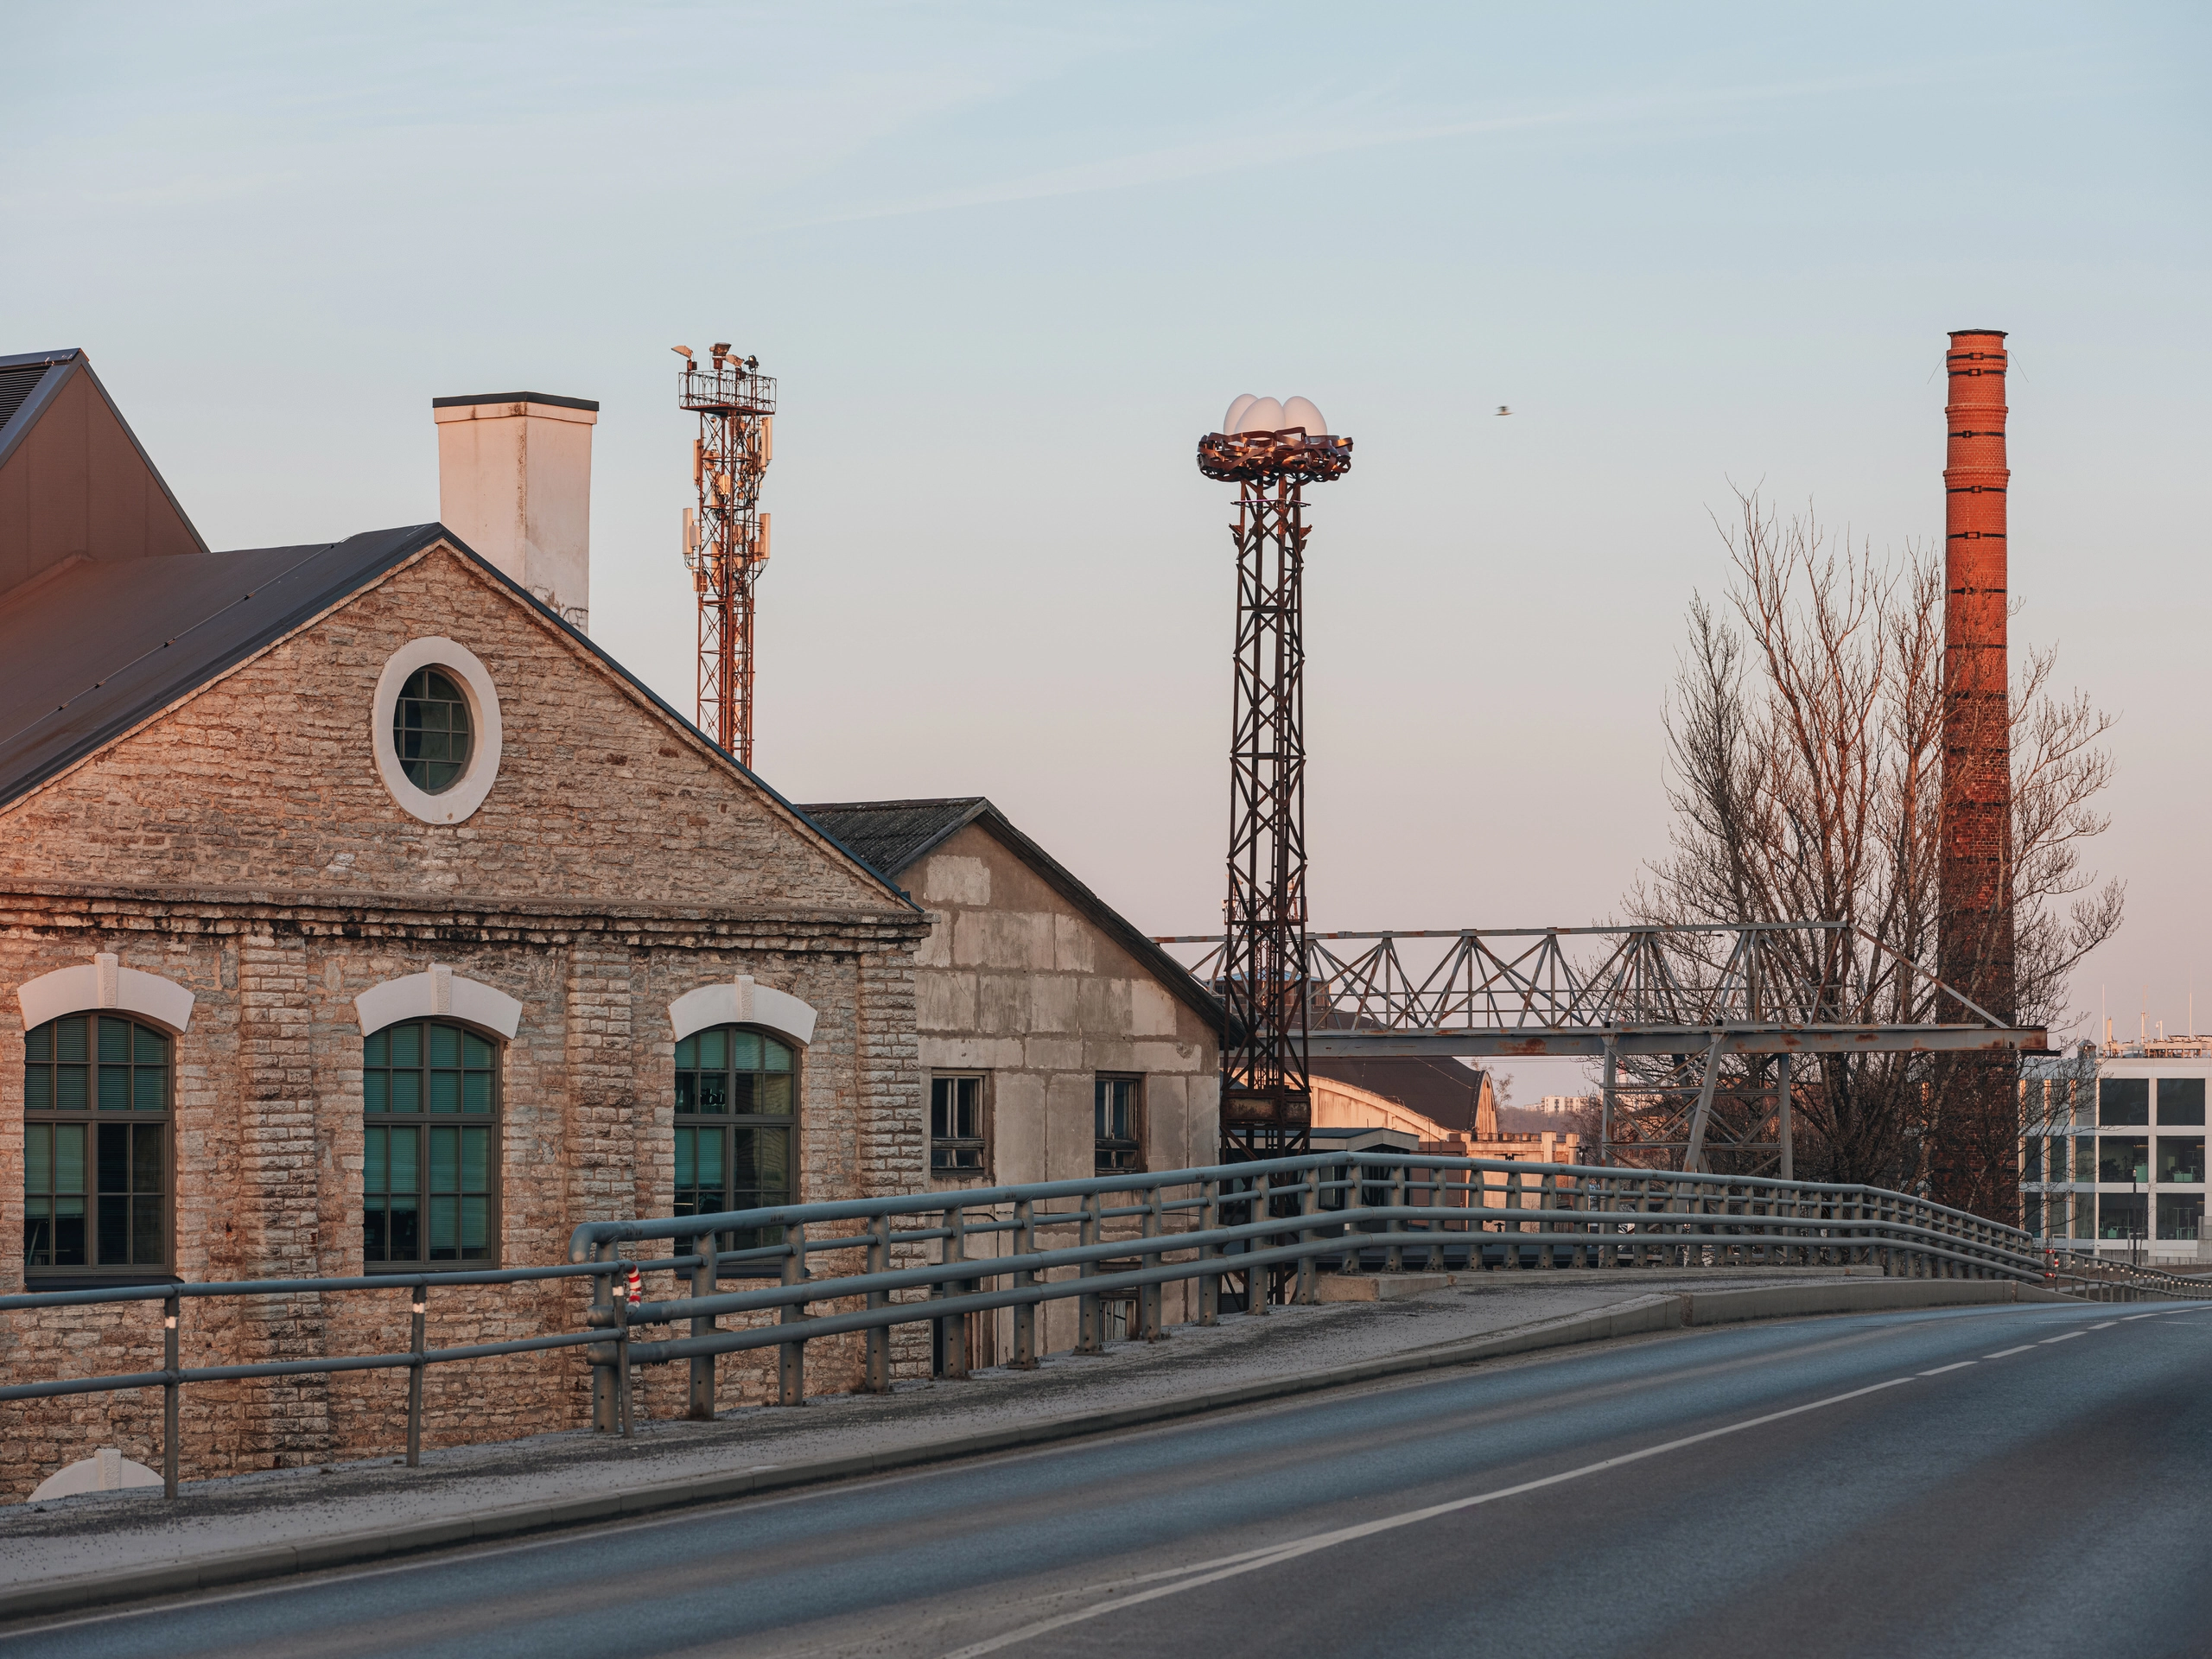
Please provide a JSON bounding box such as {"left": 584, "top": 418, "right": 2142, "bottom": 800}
{"left": 2157, "top": 1137, "right": 2205, "bottom": 1185}
{"left": 931, "top": 1075, "right": 987, "bottom": 1174}
{"left": 1095, "top": 1075, "right": 1143, "bottom": 1174}
{"left": 2099, "top": 1136, "right": 2150, "bottom": 1185}
{"left": 2157, "top": 1193, "right": 2203, "bottom": 1241}
{"left": 2098, "top": 1191, "right": 2148, "bottom": 1241}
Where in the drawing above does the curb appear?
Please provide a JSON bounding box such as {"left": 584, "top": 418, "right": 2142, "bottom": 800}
{"left": 0, "top": 1276, "right": 2077, "bottom": 1622}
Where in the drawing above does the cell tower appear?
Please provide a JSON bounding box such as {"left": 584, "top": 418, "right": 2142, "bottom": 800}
{"left": 1197, "top": 397, "right": 1352, "bottom": 1161}
{"left": 676, "top": 342, "right": 777, "bottom": 766}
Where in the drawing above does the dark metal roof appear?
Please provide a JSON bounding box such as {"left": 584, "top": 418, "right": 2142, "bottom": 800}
{"left": 1307, "top": 1053, "right": 1491, "bottom": 1134}
{"left": 798, "top": 797, "right": 1224, "bottom": 1029}
{"left": 0, "top": 524, "right": 448, "bottom": 809}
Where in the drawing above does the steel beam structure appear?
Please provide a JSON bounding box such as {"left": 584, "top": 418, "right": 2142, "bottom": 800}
{"left": 1196, "top": 424, "right": 1352, "bottom": 1160}
{"left": 679, "top": 348, "right": 776, "bottom": 767}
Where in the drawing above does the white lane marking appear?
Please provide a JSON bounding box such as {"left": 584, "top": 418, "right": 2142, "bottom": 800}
{"left": 2039, "top": 1332, "right": 2087, "bottom": 1344}
{"left": 1983, "top": 1345, "right": 2037, "bottom": 1358}
{"left": 943, "top": 1373, "right": 1923, "bottom": 1657}
{"left": 1918, "top": 1361, "right": 1976, "bottom": 1376}
{"left": 2089, "top": 1322, "right": 2117, "bottom": 1330}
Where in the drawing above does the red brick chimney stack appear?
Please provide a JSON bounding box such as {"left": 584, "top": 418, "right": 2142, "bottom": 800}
{"left": 1939, "top": 329, "right": 2015, "bottom": 1021}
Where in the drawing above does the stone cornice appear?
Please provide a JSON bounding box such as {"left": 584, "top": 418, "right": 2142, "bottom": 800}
{"left": 0, "top": 881, "right": 928, "bottom": 952}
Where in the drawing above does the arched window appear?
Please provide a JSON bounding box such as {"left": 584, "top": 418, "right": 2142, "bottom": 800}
{"left": 22, "top": 1014, "right": 171, "bottom": 1277}
{"left": 363, "top": 1019, "right": 499, "bottom": 1267}
{"left": 674, "top": 1026, "right": 797, "bottom": 1263}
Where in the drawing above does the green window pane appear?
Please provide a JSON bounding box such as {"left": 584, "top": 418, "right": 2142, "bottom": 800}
{"left": 98, "top": 1018, "right": 130, "bottom": 1064}
{"left": 364, "top": 1198, "right": 388, "bottom": 1262}
{"left": 429, "top": 1071, "right": 461, "bottom": 1114}
{"left": 135, "top": 1066, "right": 165, "bottom": 1110}
{"left": 388, "top": 1198, "right": 419, "bottom": 1261}
{"left": 734, "top": 1126, "right": 789, "bottom": 1194}
{"left": 462, "top": 1072, "right": 490, "bottom": 1114}
{"left": 763, "top": 1039, "right": 791, "bottom": 1074}
{"left": 365, "top": 1126, "right": 388, "bottom": 1193}
{"left": 365, "top": 1071, "right": 390, "bottom": 1113}
{"left": 675, "top": 1072, "right": 697, "bottom": 1113}
{"left": 27, "top": 1196, "right": 50, "bottom": 1219}
{"left": 461, "top": 1127, "right": 489, "bottom": 1192}
{"left": 429, "top": 1195, "right": 458, "bottom": 1255}
{"left": 760, "top": 1075, "right": 791, "bottom": 1116}
{"left": 461, "top": 1197, "right": 490, "bottom": 1254}
{"left": 131, "top": 1126, "right": 162, "bottom": 1193}
{"left": 25, "top": 1066, "right": 50, "bottom": 1110}
{"left": 391, "top": 1071, "right": 423, "bottom": 1114}
{"left": 54, "top": 1125, "right": 86, "bottom": 1193}
{"left": 56, "top": 1017, "right": 89, "bottom": 1064}
{"left": 429, "top": 1024, "right": 460, "bottom": 1067}
{"left": 98, "top": 1193, "right": 130, "bottom": 1265}
{"left": 696, "top": 1128, "right": 724, "bottom": 1187}
{"left": 99, "top": 1065, "right": 130, "bottom": 1110}
{"left": 55, "top": 1065, "right": 88, "bottom": 1111}
{"left": 389, "top": 1128, "right": 420, "bottom": 1194}
{"left": 134, "top": 1025, "right": 168, "bottom": 1064}
{"left": 462, "top": 1032, "right": 493, "bottom": 1067}
{"left": 725, "top": 1072, "right": 750, "bottom": 1113}
{"left": 98, "top": 1123, "right": 130, "bottom": 1192}
{"left": 26, "top": 1024, "right": 50, "bottom": 1063}
{"left": 390, "top": 1025, "right": 421, "bottom": 1067}
{"left": 675, "top": 1128, "right": 696, "bottom": 1187}
{"left": 729, "top": 1032, "right": 760, "bottom": 1071}
{"left": 429, "top": 1126, "right": 459, "bottom": 1195}
{"left": 674, "top": 1035, "right": 697, "bottom": 1070}
{"left": 365, "top": 1030, "right": 389, "bottom": 1066}
{"left": 26, "top": 1123, "right": 52, "bottom": 1192}
{"left": 131, "top": 1196, "right": 162, "bottom": 1264}
{"left": 698, "top": 1070, "right": 729, "bottom": 1113}
{"left": 697, "top": 1028, "right": 727, "bottom": 1071}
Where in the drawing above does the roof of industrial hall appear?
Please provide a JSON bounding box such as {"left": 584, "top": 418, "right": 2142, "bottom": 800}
{"left": 798, "top": 797, "right": 1224, "bottom": 1027}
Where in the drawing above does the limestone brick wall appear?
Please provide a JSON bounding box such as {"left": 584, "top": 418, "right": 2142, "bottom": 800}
{"left": 0, "top": 540, "right": 928, "bottom": 1499}
{"left": 906, "top": 822, "right": 1219, "bottom": 1362}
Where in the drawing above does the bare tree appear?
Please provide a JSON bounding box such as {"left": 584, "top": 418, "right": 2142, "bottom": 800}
{"left": 1620, "top": 490, "right": 2122, "bottom": 1198}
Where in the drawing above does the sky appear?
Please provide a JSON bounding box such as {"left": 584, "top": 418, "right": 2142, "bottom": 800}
{"left": 5, "top": 3, "right": 2208, "bottom": 1090}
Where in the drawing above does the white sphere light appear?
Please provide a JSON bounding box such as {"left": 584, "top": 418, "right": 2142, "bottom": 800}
{"left": 1235, "top": 396, "right": 1284, "bottom": 435}
{"left": 1281, "top": 396, "right": 1326, "bottom": 436}
{"left": 1223, "top": 393, "right": 1259, "bottom": 434}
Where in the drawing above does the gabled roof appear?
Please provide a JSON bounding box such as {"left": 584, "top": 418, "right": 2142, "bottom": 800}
{"left": 798, "top": 797, "right": 1224, "bottom": 1028}
{"left": 0, "top": 348, "right": 206, "bottom": 595}
{"left": 0, "top": 524, "right": 448, "bottom": 809}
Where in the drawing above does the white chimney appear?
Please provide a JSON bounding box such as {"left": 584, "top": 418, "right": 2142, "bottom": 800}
{"left": 431, "top": 391, "right": 598, "bottom": 630}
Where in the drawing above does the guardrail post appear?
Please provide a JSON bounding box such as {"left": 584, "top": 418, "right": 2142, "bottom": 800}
{"left": 779, "top": 1222, "right": 809, "bottom": 1406}
{"left": 1295, "top": 1165, "right": 1319, "bottom": 1304}
{"left": 1140, "top": 1185, "right": 1167, "bottom": 1338}
{"left": 407, "top": 1283, "right": 427, "bottom": 1465}
{"left": 1077, "top": 1192, "right": 1104, "bottom": 1353}
{"left": 591, "top": 1240, "right": 619, "bottom": 1433}
{"left": 938, "top": 1205, "right": 969, "bottom": 1378}
{"left": 1012, "top": 1198, "right": 1039, "bottom": 1369}
{"left": 1506, "top": 1166, "right": 1525, "bottom": 1268}
{"left": 1386, "top": 1163, "right": 1406, "bottom": 1273}
{"left": 1198, "top": 1179, "right": 1220, "bottom": 1325}
{"left": 1540, "top": 1171, "right": 1558, "bottom": 1269}
{"left": 866, "top": 1211, "right": 893, "bottom": 1393}
{"left": 162, "top": 1291, "right": 180, "bottom": 1499}
{"left": 689, "top": 1229, "right": 717, "bottom": 1421}
{"left": 615, "top": 1268, "right": 635, "bottom": 1439}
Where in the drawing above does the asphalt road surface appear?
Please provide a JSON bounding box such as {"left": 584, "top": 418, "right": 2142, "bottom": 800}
{"left": 9, "top": 1299, "right": 2210, "bottom": 1658}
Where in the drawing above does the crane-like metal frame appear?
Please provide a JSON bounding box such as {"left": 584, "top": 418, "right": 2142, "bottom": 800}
{"left": 680, "top": 350, "right": 775, "bottom": 766}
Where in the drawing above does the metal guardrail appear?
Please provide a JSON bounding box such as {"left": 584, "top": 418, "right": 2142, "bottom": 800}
{"left": 6, "top": 1155, "right": 2201, "bottom": 1498}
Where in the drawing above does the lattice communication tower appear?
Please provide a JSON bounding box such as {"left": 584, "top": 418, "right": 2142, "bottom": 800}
{"left": 677, "top": 343, "right": 777, "bottom": 766}
{"left": 1196, "top": 411, "right": 1352, "bottom": 1160}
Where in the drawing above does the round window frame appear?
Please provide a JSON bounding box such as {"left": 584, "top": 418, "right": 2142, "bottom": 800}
{"left": 372, "top": 638, "right": 504, "bottom": 824}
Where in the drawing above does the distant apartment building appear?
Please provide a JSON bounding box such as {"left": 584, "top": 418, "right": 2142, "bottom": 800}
{"left": 2022, "top": 1042, "right": 2209, "bottom": 1265}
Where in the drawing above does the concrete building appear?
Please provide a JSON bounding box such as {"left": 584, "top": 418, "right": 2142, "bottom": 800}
{"left": 2022, "top": 1044, "right": 2209, "bottom": 1266}
{"left": 0, "top": 350, "right": 931, "bottom": 1497}
{"left": 795, "top": 798, "right": 1222, "bottom": 1364}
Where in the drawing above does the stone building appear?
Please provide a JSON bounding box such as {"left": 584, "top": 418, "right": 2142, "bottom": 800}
{"left": 798, "top": 798, "right": 1222, "bottom": 1362}
{"left": 0, "top": 351, "right": 930, "bottom": 1497}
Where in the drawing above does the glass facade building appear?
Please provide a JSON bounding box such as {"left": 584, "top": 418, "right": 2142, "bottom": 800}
{"left": 2022, "top": 1049, "right": 2209, "bottom": 1266}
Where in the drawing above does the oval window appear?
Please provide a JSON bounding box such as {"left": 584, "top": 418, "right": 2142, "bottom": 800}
{"left": 394, "top": 667, "right": 474, "bottom": 794}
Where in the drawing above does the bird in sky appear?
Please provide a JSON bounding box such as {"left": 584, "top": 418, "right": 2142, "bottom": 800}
{"left": 1495, "top": 404, "right": 1512, "bottom": 416}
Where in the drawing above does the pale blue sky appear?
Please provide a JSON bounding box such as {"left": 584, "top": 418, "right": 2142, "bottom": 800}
{"left": 6, "top": 3, "right": 2208, "bottom": 1065}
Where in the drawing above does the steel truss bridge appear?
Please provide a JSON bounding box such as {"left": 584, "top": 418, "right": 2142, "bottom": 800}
{"left": 1156, "top": 921, "right": 2048, "bottom": 1174}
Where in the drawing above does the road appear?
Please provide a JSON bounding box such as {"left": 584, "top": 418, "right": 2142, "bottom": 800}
{"left": 8, "top": 1298, "right": 2209, "bottom": 1658}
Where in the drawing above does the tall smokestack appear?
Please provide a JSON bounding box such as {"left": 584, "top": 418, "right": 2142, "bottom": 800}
{"left": 1938, "top": 329, "right": 2014, "bottom": 1021}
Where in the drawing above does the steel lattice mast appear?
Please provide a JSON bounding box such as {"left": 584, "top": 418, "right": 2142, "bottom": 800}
{"left": 1198, "top": 420, "right": 1351, "bottom": 1160}
{"left": 677, "top": 344, "right": 776, "bottom": 766}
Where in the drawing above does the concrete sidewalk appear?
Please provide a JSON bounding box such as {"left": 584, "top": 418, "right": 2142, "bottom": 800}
{"left": 0, "top": 1268, "right": 2071, "bottom": 1618}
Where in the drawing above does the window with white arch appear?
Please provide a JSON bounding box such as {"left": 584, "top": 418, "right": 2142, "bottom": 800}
{"left": 674, "top": 1026, "right": 798, "bottom": 1268}
{"left": 363, "top": 1019, "right": 501, "bottom": 1268}
{"left": 23, "top": 1013, "right": 172, "bottom": 1278}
